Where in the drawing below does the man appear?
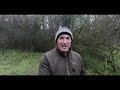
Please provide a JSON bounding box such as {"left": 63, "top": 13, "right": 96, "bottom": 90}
{"left": 38, "top": 26, "right": 85, "bottom": 75}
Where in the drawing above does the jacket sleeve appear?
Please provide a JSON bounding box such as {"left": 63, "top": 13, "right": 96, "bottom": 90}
{"left": 79, "top": 55, "right": 89, "bottom": 75}
{"left": 80, "top": 63, "right": 86, "bottom": 75}
{"left": 78, "top": 54, "right": 86, "bottom": 75}
{"left": 38, "top": 55, "right": 52, "bottom": 75}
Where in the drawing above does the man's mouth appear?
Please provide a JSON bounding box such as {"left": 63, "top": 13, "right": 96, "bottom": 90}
{"left": 62, "top": 46, "right": 68, "bottom": 49}
{"left": 61, "top": 45, "right": 68, "bottom": 47}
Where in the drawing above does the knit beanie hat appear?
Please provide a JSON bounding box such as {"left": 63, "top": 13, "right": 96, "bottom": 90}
{"left": 55, "top": 26, "right": 73, "bottom": 41}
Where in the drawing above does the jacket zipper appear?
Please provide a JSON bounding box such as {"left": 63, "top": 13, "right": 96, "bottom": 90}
{"left": 67, "top": 62, "right": 70, "bottom": 75}
{"left": 65, "top": 56, "right": 70, "bottom": 75}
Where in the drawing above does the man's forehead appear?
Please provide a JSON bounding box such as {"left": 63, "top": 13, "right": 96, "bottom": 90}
{"left": 58, "top": 34, "right": 71, "bottom": 38}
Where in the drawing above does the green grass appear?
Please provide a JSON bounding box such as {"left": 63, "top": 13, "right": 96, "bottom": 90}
{"left": 0, "top": 49, "right": 43, "bottom": 75}
{"left": 0, "top": 49, "right": 120, "bottom": 75}
{"left": 83, "top": 51, "right": 120, "bottom": 75}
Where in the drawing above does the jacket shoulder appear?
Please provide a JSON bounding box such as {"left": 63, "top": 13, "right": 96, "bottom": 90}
{"left": 44, "top": 48, "right": 56, "bottom": 58}
{"left": 71, "top": 51, "right": 83, "bottom": 61}
{"left": 71, "top": 50, "right": 80, "bottom": 57}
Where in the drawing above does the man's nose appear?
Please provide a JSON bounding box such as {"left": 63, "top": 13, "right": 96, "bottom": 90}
{"left": 63, "top": 39, "right": 67, "bottom": 43}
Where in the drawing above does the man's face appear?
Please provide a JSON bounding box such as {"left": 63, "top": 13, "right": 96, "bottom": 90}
{"left": 57, "top": 34, "right": 72, "bottom": 53}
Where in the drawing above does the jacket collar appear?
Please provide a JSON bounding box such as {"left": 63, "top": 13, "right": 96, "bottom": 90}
{"left": 56, "top": 47, "right": 71, "bottom": 57}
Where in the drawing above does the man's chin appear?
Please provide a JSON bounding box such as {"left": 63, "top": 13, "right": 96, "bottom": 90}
{"left": 61, "top": 49, "right": 69, "bottom": 52}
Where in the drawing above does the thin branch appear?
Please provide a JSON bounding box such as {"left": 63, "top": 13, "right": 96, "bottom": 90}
{"left": 75, "top": 15, "right": 89, "bottom": 39}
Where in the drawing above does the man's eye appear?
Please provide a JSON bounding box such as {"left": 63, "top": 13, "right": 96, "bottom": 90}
{"left": 67, "top": 37, "right": 70, "bottom": 39}
{"left": 59, "top": 37, "right": 64, "bottom": 39}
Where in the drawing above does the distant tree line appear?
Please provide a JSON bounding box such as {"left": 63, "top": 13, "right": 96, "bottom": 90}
{"left": 0, "top": 15, "right": 120, "bottom": 51}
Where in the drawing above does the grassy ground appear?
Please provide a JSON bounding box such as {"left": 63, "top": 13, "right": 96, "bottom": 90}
{"left": 0, "top": 49, "right": 120, "bottom": 75}
{"left": 0, "top": 49, "right": 43, "bottom": 75}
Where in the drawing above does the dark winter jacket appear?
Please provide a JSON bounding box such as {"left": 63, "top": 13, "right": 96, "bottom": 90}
{"left": 38, "top": 48, "right": 85, "bottom": 75}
